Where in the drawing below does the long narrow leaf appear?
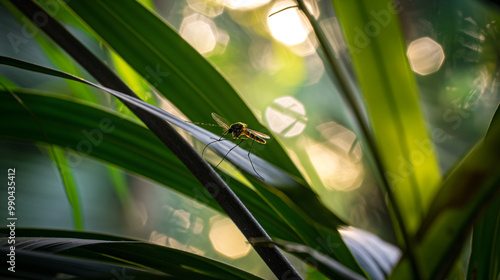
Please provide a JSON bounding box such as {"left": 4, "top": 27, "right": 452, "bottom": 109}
{"left": 2, "top": 0, "right": 97, "bottom": 103}
{"left": 49, "top": 146, "right": 84, "bottom": 230}
{"left": 0, "top": 247, "right": 165, "bottom": 280}
{"left": 64, "top": 0, "right": 302, "bottom": 178}
{"left": 466, "top": 195, "right": 500, "bottom": 280}
{"left": 330, "top": 0, "right": 441, "bottom": 235}
{"left": 0, "top": 56, "right": 365, "bottom": 276}
{"left": 6, "top": 2, "right": 302, "bottom": 277}
{"left": 2, "top": 89, "right": 365, "bottom": 277}
{"left": 391, "top": 104, "right": 500, "bottom": 279}
{"left": 0, "top": 229, "right": 263, "bottom": 280}
{"left": 1, "top": 85, "right": 84, "bottom": 230}
{"left": 0, "top": 56, "right": 343, "bottom": 225}
{"left": 268, "top": 238, "right": 366, "bottom": 280}
{"left": 327, "top": 1, "right": 444, "bottom": 278}
{"left": 0, "top": 89, "right": 296, "bottom": 244}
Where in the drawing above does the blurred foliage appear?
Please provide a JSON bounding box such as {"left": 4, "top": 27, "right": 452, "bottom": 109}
{"left": 0, "top": 0, "right": 500, "bottom": 279}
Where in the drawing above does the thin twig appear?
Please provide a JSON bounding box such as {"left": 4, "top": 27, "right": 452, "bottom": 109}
{"left": 268, "top": 5, "right": 299, "bottom": 17}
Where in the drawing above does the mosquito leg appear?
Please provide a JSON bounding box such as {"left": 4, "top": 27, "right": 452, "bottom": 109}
{"left": 202, "top": 137, "right": 243, "bottom": 158}
{"left": 208, "top": 136, "right": 224, "bottom": 141}
{"left": 247, "top": 140, "right": 264, "bottom": 181}
{"left": 202, "top": 139, "right": 222, "bottom": 159}
{"left": 215, "top": 139, "right": 244, "bottom": 168}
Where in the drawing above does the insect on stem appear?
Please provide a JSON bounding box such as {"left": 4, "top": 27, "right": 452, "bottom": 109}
{"left": 194, "top": 113, "right": 270, "bottom": 181}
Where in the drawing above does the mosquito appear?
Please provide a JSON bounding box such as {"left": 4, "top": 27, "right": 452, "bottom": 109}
{"left": 194, "top": 113, "right": 270, "bottom": 180}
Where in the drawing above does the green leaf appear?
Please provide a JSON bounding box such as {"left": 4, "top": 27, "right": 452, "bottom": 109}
{"left": 250, "top": 183, "right": 366, "bottom": 276}
{"left": 330, "top": 0, "right": 441, "bottom": 236}
{"left": 0, "top": 89, "right": 297, "bottom": 243}
{"left": 110, "top": 52, "right": 156, "bottom": 108}
{"left": 328, "top": 1, "right": 444, "bottom": 278}
{"left": 107, "top": 165, "right": 133, "bottom": 212}
{"left": 391, "top": 104, "right": 500, "bottom": 279}
{"left": 2, "top": 0, "right": 97, "bottom": 103}
{"left": 49, "top": 146, "right": 84, "bottom": 230}
{"left": 64, "top": 0, "right": 302, "bottom": 179}
{"left": 0, "top": 85, "right": 84, "bottom": 230}
{"left": 0, "top": 57, "right": 365, "bottom": 276}
{"left": 0, "top": 87, "right": 364, "bottom": 280}
{"left": 253, "top": 227, "right": 402, "bottom": 280}
{"left": 1, "top": 248, "right": 167, "bottom": 279}
{"left": 264, "top": 238, "right": 366, "bottom": 280}
{"left": 0, "top": 228, "right": 264, "bottom": 280}
{"left": 467, "top": 195, "right": 500, "bottom": 280}
{"left": 0, "top": 56, "right": 287, "bottom": 186}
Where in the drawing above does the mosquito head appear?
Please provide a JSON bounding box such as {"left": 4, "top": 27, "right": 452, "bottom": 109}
{"left": 228, "top": 122, "right": 246, "bottom": 138}
{"left": 234, "top": 122, "right": 247, "bottom": 128}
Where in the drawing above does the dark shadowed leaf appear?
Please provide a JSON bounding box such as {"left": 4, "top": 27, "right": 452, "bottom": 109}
{"left": 0, "top": 228, "right": 263, "bottom": 280}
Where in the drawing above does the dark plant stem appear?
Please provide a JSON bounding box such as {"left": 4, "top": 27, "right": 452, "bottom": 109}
{"left": 10, "top": 1, "right": 303, "bottom": 279}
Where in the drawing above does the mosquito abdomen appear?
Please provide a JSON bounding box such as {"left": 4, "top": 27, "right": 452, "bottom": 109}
{"left": 248, "top": 133, "right": 266, "bottom": 144}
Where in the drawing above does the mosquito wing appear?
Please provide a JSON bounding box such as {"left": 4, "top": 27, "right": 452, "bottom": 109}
{"left": 246, "top": 128, "right": 271, "bottom": 139}
{"left": 211, "top": 112, "right": 230, "bottom": 130}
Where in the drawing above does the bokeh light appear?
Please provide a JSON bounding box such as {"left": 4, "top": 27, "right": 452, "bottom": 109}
{"left": 304, "top": 54, "right": 325, "bottom": 84}
{"left": 220, "top": 0, "right": 270, "bottom": 10}
{"left": 187, "top": 0, "right": 224, "bottom": 17}
{"left": 180, "top": 15, "right": 218, "bottom": 54}
{"left": 267, "top": 1, "right": 311, "bottom": 46}
{"left": 265, "top": 96, "right": 307, "bottom": 137}
{"left": 289, "top": 35, "right": 318, "bottom": 56}
{"left": 407, "top": 37, "right": 445, "bottom": 75}
{"left": 306, "top": 122, "right": 364, "bottom": 191}
{"left": 209, "top": 217, "right": 251, "bottom": 258}
{"left": 304, "top": 0, "right": 320, "bottom": 19}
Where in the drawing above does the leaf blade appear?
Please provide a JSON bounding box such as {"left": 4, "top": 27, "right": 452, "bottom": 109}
{"left": 391, "top": 105, "right": 500, "bottom": 279}
{"left": 0, "top": 228, "right": 264, "bottom": 280}
{"left": 0, "top": 55, "right": 365, "bottom": 276}
{"left": 64, "top": 0, "right": 302, "bottom": 178}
